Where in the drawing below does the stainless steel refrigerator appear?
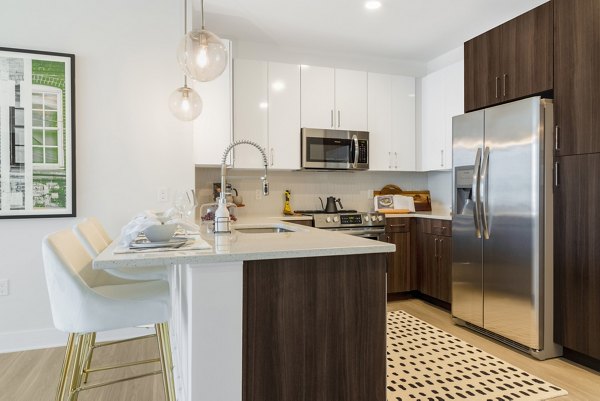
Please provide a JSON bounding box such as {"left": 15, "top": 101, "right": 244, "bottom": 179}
{"left": 452, "top": 96, "right": 562, "bottom": 360}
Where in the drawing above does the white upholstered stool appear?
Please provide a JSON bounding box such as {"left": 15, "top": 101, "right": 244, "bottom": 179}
{"left": 73, "top": 217, "right": 168, "bottom": 281}
{"left": 42, "top": 228, "right": 176, "bottom": 401}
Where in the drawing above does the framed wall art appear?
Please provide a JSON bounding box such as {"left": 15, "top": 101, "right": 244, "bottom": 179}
{"left": 0, "top": 47, "right": 75, "bottom": 218}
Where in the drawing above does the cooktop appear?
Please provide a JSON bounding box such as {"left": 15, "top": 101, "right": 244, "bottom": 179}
{"left": 294, "top": 209, "right": 358, "bottom": 215}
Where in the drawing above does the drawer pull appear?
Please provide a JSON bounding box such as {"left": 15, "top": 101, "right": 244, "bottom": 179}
{"left": 389, "top": 224, "right": 406, "bottom": 228}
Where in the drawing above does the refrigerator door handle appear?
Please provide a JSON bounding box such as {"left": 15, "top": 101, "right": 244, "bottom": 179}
{"left": 472, "top": 148, "right": 482, "bottom": 238}
{"left": 480, "top": 146, "right": 490, "bottom": 239}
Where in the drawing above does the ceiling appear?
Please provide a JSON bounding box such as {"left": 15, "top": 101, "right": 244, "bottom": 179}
{"left": 195, "top": 0, "right": 549, "bottom": 63}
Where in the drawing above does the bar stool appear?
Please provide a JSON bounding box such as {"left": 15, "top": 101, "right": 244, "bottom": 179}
{"left": 42, "top": 229, "right": 176, "bottom": 401}
{"left": 73, "top": 217, "right": 168, "bottom": 281}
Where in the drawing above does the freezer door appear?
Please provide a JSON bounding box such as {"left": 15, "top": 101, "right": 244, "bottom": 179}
{"left": 452, "top": 110, "right": 484, "bottom": 327}
{"left": 482, "top": 97, "right": 543, "bottom": 349}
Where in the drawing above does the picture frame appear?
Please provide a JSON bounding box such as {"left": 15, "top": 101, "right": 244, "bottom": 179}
{"left": 0, "top": 47, "right": 75, "bottom": 218}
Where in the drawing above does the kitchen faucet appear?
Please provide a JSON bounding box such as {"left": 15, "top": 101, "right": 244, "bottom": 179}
{"left": 215, "top": 139, "right": 269, "bottom": 233}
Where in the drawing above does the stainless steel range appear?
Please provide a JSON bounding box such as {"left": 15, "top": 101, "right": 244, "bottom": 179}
{"left": 310, "top": 212, "right": 386, "bottom": 239}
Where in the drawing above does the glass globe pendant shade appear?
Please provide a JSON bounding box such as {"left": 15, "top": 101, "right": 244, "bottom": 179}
{"left": 169, "top": 85, "right": 203, "bottom": 121}
{"left": 177, "top": 29, "right": 228, "bottom": 82}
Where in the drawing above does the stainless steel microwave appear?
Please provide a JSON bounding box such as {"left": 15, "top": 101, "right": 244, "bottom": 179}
{"left": 301, "top": 128, "right": 369, "bottom": 170}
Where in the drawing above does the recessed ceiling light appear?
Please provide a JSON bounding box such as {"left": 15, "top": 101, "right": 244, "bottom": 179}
{"left": 365, "top": 1, "right": 382, "bottom": 10}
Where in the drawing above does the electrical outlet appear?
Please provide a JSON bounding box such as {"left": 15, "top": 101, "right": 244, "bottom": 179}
{"left": 157, "top": 187, "right": 169, "bottom": 202}
{"left": 255, "top": 189, "right": 262, "bottom": 200}
{"left": 0, "top": 279, "right": 9, "bottom": 296}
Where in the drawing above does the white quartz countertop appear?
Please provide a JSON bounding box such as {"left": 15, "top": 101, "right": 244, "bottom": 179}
{"left": 93, "top": 219, "right": 395, "bottom": 270}
{"left": 269, "top": 210, "right": 452, "bottom": 221}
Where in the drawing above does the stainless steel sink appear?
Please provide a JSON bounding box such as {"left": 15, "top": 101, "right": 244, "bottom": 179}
{"left": 235, "top": 227, "right": 294, "bottom": 234}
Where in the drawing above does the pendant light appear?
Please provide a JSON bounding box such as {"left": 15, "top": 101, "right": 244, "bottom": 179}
{"left": 176, "top": 0, "right": 228, "bottom": 82}
{"left": 170, "top": 0, "right": 203, "bottom": 121}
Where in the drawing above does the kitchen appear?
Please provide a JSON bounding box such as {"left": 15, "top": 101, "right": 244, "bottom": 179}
{"left": 1, "top": 0, "right": 600, "bottom": 400}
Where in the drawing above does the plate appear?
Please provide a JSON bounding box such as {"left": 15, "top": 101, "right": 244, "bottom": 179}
{"left": 129, "top": 237, "right": 189, "bottom": 249}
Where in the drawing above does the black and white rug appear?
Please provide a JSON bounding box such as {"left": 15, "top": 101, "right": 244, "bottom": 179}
{"left": 387, "top": 311, "right": 568, "bottom": 401}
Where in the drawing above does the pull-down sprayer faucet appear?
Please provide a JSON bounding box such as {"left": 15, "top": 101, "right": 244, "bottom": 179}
{"left": 215, "top": 139, "right": 269, "bottom": 233}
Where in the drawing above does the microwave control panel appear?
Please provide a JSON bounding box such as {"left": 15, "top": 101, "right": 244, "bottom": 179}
{"left": 358, "top": 140, "right": 368, "bottom": 163}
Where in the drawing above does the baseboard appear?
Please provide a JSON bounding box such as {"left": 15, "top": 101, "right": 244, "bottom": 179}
{"left": 563, "top": 347, "right": 600, "bottom": 372}
{"left": 0, "top": 326, "right": 154, "bottom": 354}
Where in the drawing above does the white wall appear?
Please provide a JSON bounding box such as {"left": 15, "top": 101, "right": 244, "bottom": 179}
{"left": 0, "top": 0, "right": 194, "bottom": 352}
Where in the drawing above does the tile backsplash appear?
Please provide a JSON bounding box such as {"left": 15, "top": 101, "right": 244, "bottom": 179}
{"left": 195, "top": 168, "right": 448, "bottom": 217}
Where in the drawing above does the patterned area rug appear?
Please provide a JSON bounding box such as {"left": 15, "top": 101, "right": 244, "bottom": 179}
{"left": 387, "top": 311, "right": 567, "bottom": 401}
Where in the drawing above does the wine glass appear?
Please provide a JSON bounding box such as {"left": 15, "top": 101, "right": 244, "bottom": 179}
{"left": 173, "top": 189, "right": 199, "bottom": 233}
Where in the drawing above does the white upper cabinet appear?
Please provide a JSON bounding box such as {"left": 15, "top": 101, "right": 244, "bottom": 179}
{"left": 233, "top": 59, "right": 269, "bottom": 169}
{"left": 233, "top": 60, "right": 301, "bottom": 170}
{"left": 300, "top": 66, "right": 367, "bottom": 131}
{"left": 391, "top": 75, "right": 416, "bottom": 170}
{"left": 368, "top": 73, "right": 415, "bottom": 171}
{"left": 268, "top": 62, "right": 301, "bottom": 170}
{"left": 420, "top": 60, "right": 464, "bottom": 171}
{"left": 368, "top": 73, "right": 393, "bottom": 170}
{"left": 193, "top": 40, "right": 232, "bottom": 166}
{"left": 300, "top": 66, "right": 335, "bottom": 129}
{"left": 334, "top": 69, "right": 368, "bottom": 131}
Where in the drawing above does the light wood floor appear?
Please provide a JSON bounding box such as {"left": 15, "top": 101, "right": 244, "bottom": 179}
{"left": 1, "top": 299, "right": 599, "bottom": 400}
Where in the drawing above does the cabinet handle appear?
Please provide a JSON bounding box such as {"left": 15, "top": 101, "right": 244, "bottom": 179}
{"left": 554, "top": 125, "right": 560, "bottom": 151}
{"left": 439, "top": 239, "right": 443, "bottom": 259}
{"left": 270, "top": 148, "right": 274, "bottom": 166}
{"left": 389, "top": 224, "right": 406, "bottom": 228}
{"left": 495, "top": 76, "right": 499, "bottom": 99}
{"left": 434, "top": 238, "right": 438, "bottom": 257}
{"left": 440, "top": 149, "right": 444, "bottom": 167}
{"left": 502, "top": 74, "right": 507, "bottom": 97}
{"left": 394, "top": 152, "right": 398, "bottom": 169}
{"left": 330, "top": 110, "right": 334, "bottom": 127}
{"left": 554, "top": 161, "right": 559, "bottom": 188}
{"left": 388, "top": 152, "right": 392, "bottom": 169}
{"left": 338, "top": 110, "right": 341, "bottom": 128}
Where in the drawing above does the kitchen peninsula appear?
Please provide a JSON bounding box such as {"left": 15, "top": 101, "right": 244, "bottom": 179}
{"left": 94, "top": 220, "right": 395, "bottom": 401}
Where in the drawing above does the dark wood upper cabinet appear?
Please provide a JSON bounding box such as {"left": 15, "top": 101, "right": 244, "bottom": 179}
{"left": 554, "top": 154, "right": 600, "bottom": 360}
{"left": 554, "top": 0, "right": 600, "bottom": 156}
{"left": 464, "top": 1, "right": 553, "bottom": 112}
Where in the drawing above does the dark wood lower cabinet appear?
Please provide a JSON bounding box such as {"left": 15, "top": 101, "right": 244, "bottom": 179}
{"left": 417, "top": 219, "right": 452, "bottom": 305}
{"left": 243, "top": 254, "right": 387, "bottom": 401}
{"left": 419, "top": 234, "right": 452, "bottom": 303}
{"left": 385, "top": 218, "right": 416, "bottom": 293}
{"left": 554, "top": 154, "right": 600, "bottom": 360}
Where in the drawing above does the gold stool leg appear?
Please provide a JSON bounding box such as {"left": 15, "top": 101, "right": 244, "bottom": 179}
{"left": 55, "top": 333, "right": 75, "bottom": 401}
{"left": 82, "top": 332, "right": 96, "bottom": 384}
{"left": 156, "top": 323, "right": 176, "bottom": 401}
{"left": 67, "top": 334, "right": 84, "bottom": 401}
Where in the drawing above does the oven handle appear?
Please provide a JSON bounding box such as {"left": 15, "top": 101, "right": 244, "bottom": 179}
{"left": 328, "top": 228, "right": 386, "bottom": 236}
{"left": 351, "top": 134, "right": 359, "bottom": 168}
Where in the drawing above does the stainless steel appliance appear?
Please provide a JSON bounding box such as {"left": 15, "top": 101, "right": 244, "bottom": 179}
{"left": 301, "top": 128, "right": 368, "bottom": 170}
{"left": 452, "top": 96, "right": 561, "bottom": 360}
{"left": 300, "top": 211, "right": 386, "bottom": 239}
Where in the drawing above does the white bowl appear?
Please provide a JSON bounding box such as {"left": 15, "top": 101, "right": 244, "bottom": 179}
{"left": 144, "top": 223, "right": 178, "bottom": 242}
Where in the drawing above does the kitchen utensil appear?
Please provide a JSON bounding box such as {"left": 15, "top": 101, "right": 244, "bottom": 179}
{"left": 319, "top": 196, "right": 343, "bottom": 213}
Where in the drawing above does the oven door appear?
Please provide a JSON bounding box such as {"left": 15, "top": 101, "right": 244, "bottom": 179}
{"left": 302, "top": 128, "right": 368, "bottom": 170}
{"left": 326, "top": 227, "right": 386, "bottom": 241}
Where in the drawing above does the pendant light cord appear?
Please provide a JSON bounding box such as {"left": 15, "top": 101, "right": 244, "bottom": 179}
{"left": 201, "top": 0, "right": 205, "bottom": 29}
{"left": 183, "top": 0, "right": 188, "bottom": 87}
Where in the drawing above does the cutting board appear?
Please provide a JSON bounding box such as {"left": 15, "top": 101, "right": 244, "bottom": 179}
{"left": 374, "top": 185, "right": 432, "bottom": 212}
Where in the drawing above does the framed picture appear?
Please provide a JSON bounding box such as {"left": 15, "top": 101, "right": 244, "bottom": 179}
{"left": 0, "top": 47, "right": 75, "bottom": 218}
